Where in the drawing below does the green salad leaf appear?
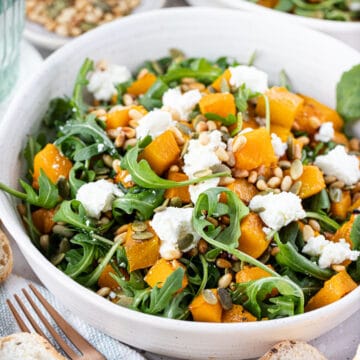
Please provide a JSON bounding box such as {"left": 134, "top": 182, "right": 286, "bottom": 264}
{"left": 350, "top": 215, "right": 360, "bottom": 250}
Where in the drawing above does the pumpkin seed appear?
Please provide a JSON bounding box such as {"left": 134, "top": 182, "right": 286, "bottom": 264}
{"left": 220, "top": 78, "right": 230, "bottom": 93}
{"left": 218, "top": 288, "right": 233, "bottom": 310}
{"left": 180, "top": 139, "right": 190, "bottom": 159}
{"left": 59, "top": 238, "right": 71, "bottom": 253}
{"left": 53, "top": 224, "right": 74, "bottom": 238}
{"left": 289, "top": 181, "right": 302, "bottom": 195}
{"left": 325, "top": 175, "right": 337, "bottom": 184}
{"left": 231, "top": 261, "right": 242, "bottom": 272}
{"left": 154, "top": 198, "right": 170, "bottom": 212}
{"left": 97, "top": 287, "right": 111, "bottom": 297}
{"left": 218, "top": 273, "right": 232, "bottom": 289}
{"left": 57, "top": 176, "right": 70, "bottom": 199}
{"left": 330, "top": 180, "right": 345, "bottom": 189}
{"left": 178, "top": 233, "right": 194, "bottom": 251}
{"left": 51, "top": 253, "right": 65, "bottom": 266}
{"left": 131, "top": 231, "right": 154, "bottom": 241}
{"left": 210, "top": 163, "right": 231, "bottom": 175}
{"left": 279, "top": 160, "right": 291, "bottom": 169}
{"left": 131, "top": 220, "right": 147, "bottom": 232}
{"left": 202, "top": 289, "right": 218, "bottom": 305}
{"left": 102, "top": 154, "right": 114, "bottom": 168}
{"left": 95, "top": 167, "right": 110, "bottom": 175}
{"left": 117, "top": 295, "right": 134, "bottom": 307}
{"left": 286, "top": 137, "right": 295, "bottom": 160}
{"left": 281, "top": 175, "right": 293, "bottom": 192}
{"left": 194, "top": 168, "right": 212, "bottom": 178}
{"left": 169, "top": 197, "right": 183, "bottom": 208}
{"left": 290, "top": 159, "right": 303, "bottom": 180}
{"left": 175, "top": 122, "right": 192, "bottom": 136}
{"left": 329, "top": 187, "right": 342, "bottom": 203}
{"left": 40, "top": 235, "right": 49, "bottom": 252}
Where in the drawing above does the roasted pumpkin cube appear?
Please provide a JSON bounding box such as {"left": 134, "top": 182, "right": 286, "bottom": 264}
{"left": 238, "top": 213, "right": 270, "bottom": 258}
{"left": 164, "top": 172, "right": 191, "bottom": 203}
{"left": 106, "top": 105, "right": 147, "bottom": 130}
{"left": 333, "top": 131, "right": 349, "bottom": 147}
{"left": 141, "top": 130, "right": 180, "bottom": 175}
{"left": 298, "top": 165, "right": 326, "bottom": 199}
{"left": 225, "top": 178, "right": 258, "bottom": 205}
{"left": 98, "top": 264, "right": 121, "bottom": 290}
{"left": 222, "top": 304, "right": 257, "bottom": 322}
{"left": 305, "top": 271, "right": 357, "bottom": 312}
{"left": 144, "top": 258, "right": 188, "bottom": 290}
{"left": 211, "top": 69, "right": 231, "bottom": 92}
{"left": 127, "top": 73, "right": 157, "bottom": 96}
{"left": 189, "top": 289, "right": 222, "bottom": 323}
{"left": 234, "top": 128, "right": 277, "bottom": 170}
{"left": 270, "top": 124, "right": 291, "bottom": 142}
{"left": 199, "top": 93, "right": 236, "bottom": 118}
{"left": 256, "top": 87, "right": 304, "bottom": 130}
{"left": 331, "top": 190, "right": 351, "bottom": 220}
{"left": 236, "top": 265, "right": 273, "bottom": 283}
{"left": 31, "top": 208, "right": 56, "bottom": 234}
{"left": 33, "top": 144, "right": 73, "bottom": 189}
{"left": 114, "top": 168, "right": 134, "bottom": 188}
{"left": 124, "top": 222, "right": 160, "bottom": 272}
{"left": 333, "top": 215, "right": 355, "bottom": 246}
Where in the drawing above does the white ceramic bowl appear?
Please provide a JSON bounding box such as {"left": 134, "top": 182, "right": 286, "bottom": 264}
{"left": 217, "top": 0, "right": 360, "bottom": 51}
{"left": 1, "top": 8, "right": 360, "bottom": 360}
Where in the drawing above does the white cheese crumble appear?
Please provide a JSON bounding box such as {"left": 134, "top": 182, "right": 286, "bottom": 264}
{"left": 150, "top": 207, "right": 201, "bottom": 260}
{"left": 271, "top": 133, "right": 288, "bottom": 158}
{"left": 87, "top": 64, "right": 131, "bottom": 101}
{"left": 314, "top": 145, "right": 360, "bottom": 185}
{"left": 162, "top": 87, "right": 202, "bottom": 121}
{"left": 302, "top": 235, "right": 360, "bottom": 269}
{"left": 135, "top": 110, "right": 175, "bottom": 139}
{"left": 229, "top": 65, "right": 268, "bottom": 93}
{"left": 189, "top": 178, "right": 220, "bottom": 205}
{"left": 249, "top": 192, "right": 306, "bottom": 231}
{"left": 76, "top": 179, "right": 123, "bottom": 219}
{"left": 314, "top": 122, "right": 334, "bottom": 143}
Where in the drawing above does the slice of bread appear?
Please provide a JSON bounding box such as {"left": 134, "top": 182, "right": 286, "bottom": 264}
{"left": 0, "top": 332, "right": 66, "bottom": 360}
{"left": 259, "top": 340, "right": 327, "bottom": 360}
{"left": 0, "top": 228, "right": 13, "bottom": 282}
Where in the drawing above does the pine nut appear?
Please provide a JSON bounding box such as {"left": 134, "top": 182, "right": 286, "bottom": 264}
{"left": 330, "top": 180, "right": 345, "bottom": 189}
{"left": 331, "top": 264, "right": 346, "bottom": 272}
{"left": 218, "top": 273, "right": 233, "bottom": 289}
{"left": 97, "top": 287, "right": 111, "bottom": 297}
{"left": 309, "top": 219, "right": 321, "bottom": 232}
{"left": 122, "top": 127, "right": 136, "bottom": 139}
{"left": 296, "top": 136, "right": 310, "bottom": 146}
{"left": 123, "top": 138, "right": 137, "bottom": 149}
{"left": 232, "top": 135, "right": 247, "bottom": 153}
{"left": 219, "top": 176, "right": 235, "bottom": 186}
{"left": 273, "top": 167, "right": 283, "bottom": 179}
{"left": 215, "top": 147, "right": 230, "bottom": 162}
{"left": 248, "top": 171, "right": 258, "bottom": 184}
{"left": 290, "top": 159, "right": 303, "bottom": 180}
{"left": 309, "top": 116, "right": 321, "bottom": 129}
{"left": 303, "top": 225, "right": 314, "bottom": 242}
{"left": 199, "top": 132, "right": 210, "bottom": 145}
{"left": 112, "top": 159, "right": 121, "bottom": 172}
{"left": 128, "top": 108, "right": 144, "bottom": 121}
{"left": 325, "top": 175, "right": 337, "bottom": 184}
{"left": 226, "top": 152, "right": 236, "bottom": 167}
{"left": 256, "top": 179, "right": 268, "bottom": 191}
{"left": 216, "top": 258, "right": 232, "bottom": 269}
{"left": 267, "top": 176, "right": 281, "bottom": 188}
{"left": 129, "top": 119, "right": 139, "bottom": 128}
{"left": 207, "top": 120, "right": 217, "bottom": 131}
{"left": 115, "top": 224, "right": 129, "bottom": 235}
{"left": 169, "top": 165, "right": 180, "bottom": 173}
{"left": 294, "top": 144, "right": 302, "bottom": 160}
{"left": 114, "top": 132, "right": 125, "bottom": 147}
{"left": 233, "top": 169, "right": 249, "bottom": 178}
{"left": 123, "top": 94, "right": 134, "bottom": 106}
{"left": 137, "top": 68, "right": 149, "bottom": 79}
{"left": 195, "top": 121, "right": 208, "bottom": 133}
{"left": 169, "top": 126, "right": 185, "bottom": 145}
{"left": 107, "top": 128, "right": 122, "bottom": 139}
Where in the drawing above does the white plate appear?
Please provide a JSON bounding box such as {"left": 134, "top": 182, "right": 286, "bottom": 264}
{"left": 186, "top": 0, "right": 225, "bottom": 6}
{"left": 24, "top": 0, "right": 166, "bottom": 50}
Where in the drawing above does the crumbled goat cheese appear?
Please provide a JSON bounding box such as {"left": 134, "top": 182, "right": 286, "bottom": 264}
{"left": 229, "top": 65, "right": 268, "bottom": 93}
{"left": 302, "top": 235, "right": 360, "bottom": 269}
{"left": 87, "top": 64, "right": 131, "bottom": 101}
{"left": 150, "top": 207, "right": 201, "bottom": 260}
{"left": 249, "top": 192, "right": 306, "bottom": 231}
{"left": 135, "top": 110, "right": 175, "bottom": 139}
{"left": 189, "top": 178, "right": 220, "bottom": 204}
{"left": 183, "top": 130, "right": 226, "bottom": 178}
{"left": 314, "top": 145, "right": 360, "bottom": 185}
{"left": 271, "top": 133, "right": 288, "bottom": 157}
{"left": 76, "top": 179, "right": 123, "bottom": 219}
{"left": 162, "top": 87, "right": 202, "bottom": 121}
{"left": 314, "top": 122, "right": 334, "bottom": 143}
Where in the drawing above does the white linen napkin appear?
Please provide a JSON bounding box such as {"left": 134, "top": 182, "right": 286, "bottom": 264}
{"left": 0, "top": 274, "right": 145, "bottom": 360}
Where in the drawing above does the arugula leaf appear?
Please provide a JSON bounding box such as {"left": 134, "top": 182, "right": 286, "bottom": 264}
{"left": 112, "top": 187, "right": 164, "bottom": 221}
{"left": 121, "top": 144, "right": 230, "bottom": 190}
{"left": 274, "top": 232, "right": 333, "bottom": 280}
{"left": 192, "top": 187, "right": 278, "bottom": 276}
{"left": 279, "top": 69, "right": 292, "bottom": 91}
{"left": 163, "top": 289, "right": 192, "bottom": 320}
{"left": 23, "top": 135, "right": 46, "bottom": 175}
{"left": 350, "top": 215, "right": 360, "bottom": 250}
{"left": 204, "top": 112, "right": 237, "bottom": 126}
{"left": 231, "top": 277, "right": 304, "bottom": 319}
{"left": 309, "top": 189, "right": 330, "bottom": 212}
{"left": 161, "top": 67, "right": 222, "bottom": 84}
{"left": 305, "top": 211, "right": 340, "bottom": 231}
{"left": 68, "top": 162, "right": 92, "bottom": 198}
{"left": 234, "top": 84, "right": 260, "bottom": 113}
{"left": 139, "top": 78, "right": 169, "bottom": 110}
{"left": 43, "top": 97, "right": 74, "bottom": 129}
{"left": 111, "top": 270, "right": 146, "bottom": 297}
{"left": 336, "top": 64, "right": 360, "bottom": 122}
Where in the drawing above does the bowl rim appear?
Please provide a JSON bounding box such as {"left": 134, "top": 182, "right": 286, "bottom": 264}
{"left": 2, "top": 7, "right": 360, "bottom": 333}
{"left": 218, "top": 0, "right": 360, "bottom": 31}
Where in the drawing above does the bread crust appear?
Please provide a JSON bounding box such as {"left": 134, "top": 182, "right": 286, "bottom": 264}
{"left": 259, "top": 340, "right": 327, "bottom": 360}
{"left": 0, "top": 332, "right": 66, "bottom": 360}
{"left": 0, "top": 228, "right": 13, "bottom": 282}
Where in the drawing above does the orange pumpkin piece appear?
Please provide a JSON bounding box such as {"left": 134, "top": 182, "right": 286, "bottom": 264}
{"left": 234, "top": 128, "right": 277, "bottom": 171}
{"left": 164, "top": 172, "right": 191, "bottom": 203}
{"left": 238, "top": 213, "right": 270, "bottom": 258}
{"left": 211, "top": 69, "right": 232, "bottom": 92}
{"left": 32, "top": 144, "right": 73, "bottom": 189}
{"left": 298, "top": 165, "right": 326, "bottom": 199}
{"left": 98, "top": 264, "right": 120, "bottom": 290}
{"left": 106, "top": 105, "right": 147, "bottom": 130}
{"left": 295, "top": 95, "right": 344, "bottom": 134}
{"left": 305, "top": 271, "right": 357, "bottom": 312}
{"left": 350, "top": 198, "right": 360, "bottom": 212}
{"left": 225, "top": 178, "right": 258, "bottom": 205}
{"left": 222, "top": 304, "right": 257, "bottom": 322}
{"left": 144, "top": 258, "right": 188, "bottom": 290}
{"left": 127, "top": 73, "right": 157, "bottom": 96}
{"left": 333, "top": 215, "right": 356, "bottom": 246}
{"left": 141, "top": 130, "right": 180, "bottom": 175}
{"left": 124, "top": 222, "right": 160, "bottom": 272}
{"left": 236, "top": 265, "right": 273, "bottom": 283}
{"left": 256, "top": 87, "right": 304, "bottom": 130}
{"left": 189, "top": 289, "right": 222, "bottom": 323}
{"left": 257, "top": 0, "right": 278, "bottom": 7}
{"left": 199, "top": 93, "right": 236, "bottom": 118}
{"left": 31, "top": 208, "right": 56, "bottom": 234}
{"left": 333, "top": 131, "right": 349, "bottom": 147}
{"left": 270, "top": 124, "right": 291, "bottom": 142}
{"left": 114, "top": 168, "right": 134, "bottom": 188}
{"left": 331, "top": 191, "right": 352, "bottom": 220}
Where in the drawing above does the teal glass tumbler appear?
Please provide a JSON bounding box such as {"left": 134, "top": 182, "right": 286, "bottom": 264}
{"left": 0, "top": 0, "right": 25, "bottom": 101}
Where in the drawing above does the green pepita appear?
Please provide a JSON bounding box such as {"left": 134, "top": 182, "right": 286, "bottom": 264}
{"left": 169, "top": 197, "right": 183, "bottom": 208}
{"left": 131, "top": 220, "right": 147, "bottom": 232}
{"left": 53, "top": 224, "right": 74, "bottom": 238}
{"left": 51, "top": 253, "right": 65, "bottom": 266}
{"left": 178, "top": 233, "right": 194, "bottom": 251}
{"left": 131, "top": 231, "right": 154, "bottom": 241}
{"left": 218, "top": 288, "right": 233, "bottom": 310}
{"left": 202, "top": 289, "right": 218, "bottom": 305}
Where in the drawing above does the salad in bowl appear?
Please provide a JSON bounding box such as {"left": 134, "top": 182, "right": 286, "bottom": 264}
{"left": 1, "top": 50, "right": 359, "bottom": 324}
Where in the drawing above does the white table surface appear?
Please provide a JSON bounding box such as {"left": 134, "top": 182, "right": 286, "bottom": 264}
{"left": 3, "top": 0, "right": 360, "bottom": 359}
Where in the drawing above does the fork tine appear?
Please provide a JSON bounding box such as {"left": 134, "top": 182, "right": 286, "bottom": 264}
{"left": 22, "top": 288, "right": 79, "bottom": 359}
{"left": 14, "top": 294, "right": 49, "bottom": 340}
{"left": 6, "top": 299, "right": 30, "bottom": 332}
{"left": 29, "top": 284, "right": 105, "bottom": 359}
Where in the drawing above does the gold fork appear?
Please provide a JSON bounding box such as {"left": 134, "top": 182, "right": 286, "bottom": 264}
{"left": 6, "top": 284, "right": 106, "bottom": 360}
